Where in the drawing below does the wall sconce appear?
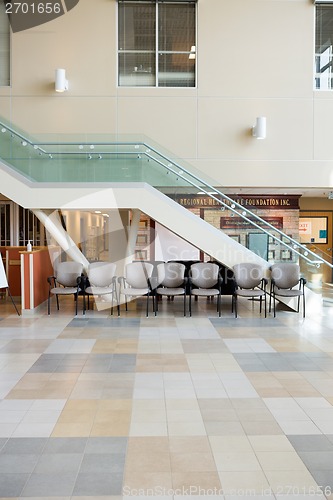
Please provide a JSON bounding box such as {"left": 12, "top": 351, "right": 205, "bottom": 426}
{"left": 189, "top": 45, "right": 196, "bottom": 59}
{"left": 55, "top": 68, "right": 68, "bottom": 92}
{"left": 252, "top": 116, "right": 266, "bottom": 139}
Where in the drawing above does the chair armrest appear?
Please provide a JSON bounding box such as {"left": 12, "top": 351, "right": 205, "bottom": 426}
{"left": 47, "top": 276, "right": 56, "bottom": 286}
{"left": 300, "top": 277, "right": 307, "bottom": 286}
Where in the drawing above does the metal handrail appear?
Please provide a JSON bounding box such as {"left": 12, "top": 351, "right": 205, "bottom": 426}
{"left": 1, "top": 118, "right": 332, "bottom": 269}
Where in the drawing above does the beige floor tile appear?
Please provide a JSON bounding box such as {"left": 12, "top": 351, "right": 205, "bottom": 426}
{"left": 98, "top": 399, "right": 133, "bottom": 410}
{"left": 126, "top": 451, "right": 171, "bottom": 473}
{"left": 169, "top": 436, "right": 211, "bottom": 454}
{"left": 209, "top": 435, "right": 253, "bottom": 453}
{"left": 63, "top": 399, "right": 99, "bottom": 411}
{"left": 168, "top": 422, "right": 206, "bottom": 436}
{"left": 51, "top": 421, "right": 93, "bottom": 437}
{"left": 264, "top": 470, "right": 319, "bottom": 494}
{"left": 241, "top": 420, "right": 284, "bottom": 435}
{"left": 219, "top": 470, "right": 270, "bottom": 495}
{"left": 90, "top": 420, "right": 130, "bottom": 436}
{"left": 127, "top": 437, "right": 170, "bottom": 454}
{"left": 172, "top": 471, "right": 222, "bottom": 492}
{"left": 249, "top": 435, "right": 295, "bottom": 452}
{"left": 57, "top": 409, "right": 96, "bottom": 423}
{"left": 92, "top": 340, "right": 117, "bottom": 353}
{"left": 170, "top": 452, "right": 216, "bottom": 472}
{"left": 123, "top": 471, "right": 173, "bottom": 491}
{"left": 214, "top": 451, "right": 262, "bottom": 472}
{"left": 256, "top": 451, "right": 308, "bottom": 471}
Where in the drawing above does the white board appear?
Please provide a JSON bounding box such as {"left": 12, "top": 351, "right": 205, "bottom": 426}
{"left": 0, "top": 253, "right": 8, "bottom": 289}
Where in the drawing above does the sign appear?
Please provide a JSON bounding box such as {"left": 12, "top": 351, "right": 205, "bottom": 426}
{"left": 220, "top": 217, "right": 284, "bottom": 230}
{"left": 173, "top": 194, "right": 301, "bottom": 210}
{"left": 0, "top": 254, "right": 8, "bottom": 289}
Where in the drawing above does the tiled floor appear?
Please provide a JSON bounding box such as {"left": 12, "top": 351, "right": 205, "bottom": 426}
{"left": 0, "top": 294, "right": 333, "bottom": 499}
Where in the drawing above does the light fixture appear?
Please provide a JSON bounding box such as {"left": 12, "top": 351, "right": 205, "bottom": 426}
{"left": 55, "top": 68, "right": 68, "bottom": 92}
{"left": 252, "top": 116, "right": 266, "bottom": 139}
{"left": 189, "top": 45, "right": 196, "bottom": 59}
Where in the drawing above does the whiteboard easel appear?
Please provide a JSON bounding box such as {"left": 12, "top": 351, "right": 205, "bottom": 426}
{"left": 0, "top": 253, "right": 20, "bottom": 315}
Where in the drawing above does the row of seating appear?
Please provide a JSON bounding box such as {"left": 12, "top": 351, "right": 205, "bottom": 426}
{"left": 47, "top": 260, "right": 306, "bottom": 318}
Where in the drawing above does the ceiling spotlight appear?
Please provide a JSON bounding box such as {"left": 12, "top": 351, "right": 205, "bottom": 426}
{"left": 79, "top": 145, "right": 83, "bottom": 150}
{"left": 98, "top": 154, "right": 102, "bottom": 159}
{"left": 90, "top": 145, "right": 95, "bottom": 150}
{"left": 21, "top": 141, "right": 27, "bottom": 146}
{"left": 88, "top": 154, "right": 92, "bottom": 159}
{"left": 1, "top": 128, "right": 6, "bottom": 133}
{"left": 231, "top": 203, "right": 236, "bottom": 209}
{"left": 48, "top": 154, "right": 53, "bottom": 159}
{"left": 94, "top": 210, "right": 102, "bottom": 214}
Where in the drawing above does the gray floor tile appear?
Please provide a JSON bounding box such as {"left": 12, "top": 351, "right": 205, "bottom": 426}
{"left": 34, "top": 453, "right": 83, "bottom": 473}
{"left": 299, "top": 451, "right": 333, "bottom": 470}
{"left": 21, "top": 472, "right": 77, "bottom": 497}
{"left": 288, "top": 435, "right": 333, "bottom": 452}
{"left": 79, "top": 453, "right": 125, "bottom": 474}
{"left": 311, "top": 470, "right": 333, "bottom": 489}
{"left": 1, "top": 437, "right": 47, "bottom": 454}
{"left": 72, "top": 471, "right": 123, "bottom": 496}
{"left": 42, "top": 437, "right": 87, "bottom": 454}
{"left": 85, "top": 437, "right": 127, "bottom": 454}
{"left": 0, "top": 453, "right": 39, "bottom": 473}
{"left": 0, "top": 438, "right": 7, "bottom": 451}
{"left": 0, "top": 472, "right": 29, "bottom": 496}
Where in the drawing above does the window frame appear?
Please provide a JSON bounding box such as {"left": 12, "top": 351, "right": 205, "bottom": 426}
{"left": 117, "top": 0, "right": 197, "bottom": 89}
{"left": 0, "top": 2, "right": 10, "bottom": 88}
{"left": 314, "top": 1, "right": 333, "bottom": 90}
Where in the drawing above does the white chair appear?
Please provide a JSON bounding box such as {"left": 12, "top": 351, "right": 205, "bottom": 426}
{"left": 84, "top": 262, "right": 118, "bottom": 315}
{"left": 189, "top": 262, "right": 222, "bottom": 317}
{"left": 269, "top": 263, "right": 306, "bottom": 318}
{"left": 155, "top": 262, "right": 186, "bottom": 316}
{"left": 119, "top": 262, "right": 154, "bottom": 317}
{"left": 47, "top": 261, "right": 83, "bottom": 315}
{"left": 232, "top": 263, "right": 267, "bottom": 318}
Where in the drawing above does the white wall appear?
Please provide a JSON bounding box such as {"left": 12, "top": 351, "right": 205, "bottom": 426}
{"left": 0, "top": 0, "right": 332, "bottom": 191}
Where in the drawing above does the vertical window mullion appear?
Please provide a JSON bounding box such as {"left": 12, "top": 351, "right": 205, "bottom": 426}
{"left": 156, "top": 1, "right": 159, "bottom": 87}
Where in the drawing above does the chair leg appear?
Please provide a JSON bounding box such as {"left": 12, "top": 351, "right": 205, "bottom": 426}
{"left": 264, "top": 293, "right": 267, "bottom": 318}
{"left": 7, "top": 287, "right": 20, "bottom": 316}
{"left": 218, "top": 293, "right": 221, "bottom": 317}
{"left": 303, "top": 293, "right": 306, "bottom": 318}
{"left": 189, "top": 292, "right": 192, "bottom": 317}
{"left": 234, "top": 294, "right": 238, "bottom": 318}
{"left": 259, "top": 295, "right": 262, "bottom": 314}
{"left": 56, "top": 294, "right": 59, "bottom": 311}
{"left": 297, "top": 295, "right": 300, "bottom": 313}
{"left": 48, "top": 292, "right": 51, "bottom": 315}
{"left": 75, "top": 293, "right": 78, "bottom": 316}
{"left": 146, "top": 293, "right": 149, "bottom": 317}
{"left": 273, "top": 293, "right": 276, "bottom": 318}
{"left": 83, "top": 293, "right": 86, "bottom": 316}
{"left": 183, "top": 293, "right": 186, "bottom": 317}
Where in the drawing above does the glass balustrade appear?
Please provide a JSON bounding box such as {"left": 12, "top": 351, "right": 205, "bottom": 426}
{"left": 1, "top": 115, "right": 332, "bottom": 291}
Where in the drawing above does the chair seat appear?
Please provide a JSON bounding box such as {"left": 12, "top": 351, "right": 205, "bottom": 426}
{"left": 121, "top": 287, "right": 150, "bottom": 296}
{"left": 235, "top": 289, "right": 265, "bottom": 298}
{"left": 191, "top": 288, "right": 219, "bottom": 297}
{"left": 156, "top": 287, "right": 185, "bottom": 296}
{"left": 85, "top": 286, "right": 114, "bottom": 296}
{"left": 273, "top": 287, "right": 303, "bottom": 298}
{"left": 50, "top": 287, "right": 79, "bottom": 295}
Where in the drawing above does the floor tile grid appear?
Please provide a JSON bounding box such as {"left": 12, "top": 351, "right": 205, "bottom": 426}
{"left": 1, "top": 296, "right": 333, "bottom": 498}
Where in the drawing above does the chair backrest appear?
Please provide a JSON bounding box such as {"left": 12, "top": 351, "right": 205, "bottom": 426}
{"left": 270, "top": 263, "right": 300, "bottom": 289}
{"left": 190, "top": 262, "right": 219, "bottom": 288}
{"left": 157, "top": 262, "right": 185, "bottom": 288}
{"left": 88, "top": 262, "right": 116, "bottom": 287}
{"left": 233, "top": 263, "right": 264, "bottom": 289}
{"left": 125, "top": 262, "right": 154, "bottom": 288}
{"left": 55, "top": 261, "right": 83, "bottom": 287}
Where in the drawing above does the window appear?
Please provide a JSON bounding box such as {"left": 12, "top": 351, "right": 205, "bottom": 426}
{"left": 315, "top": 3, "right": 333, "bottom": 89}
{"left": 118, "top": 0, "right": 196, "bottom": 87}
{"left": 0, "top": 2, "right": 10, "bottom": 87}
